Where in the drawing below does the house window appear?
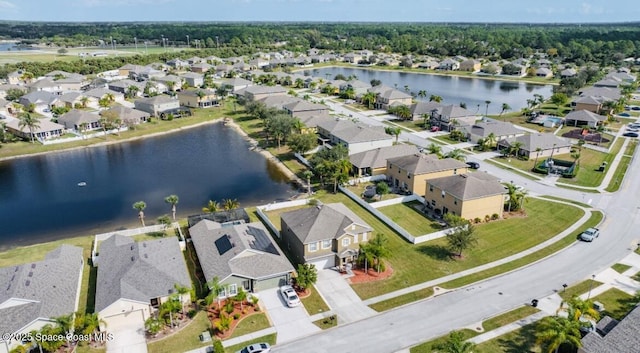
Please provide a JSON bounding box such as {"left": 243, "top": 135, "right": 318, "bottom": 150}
{"left": 218, "top": 287, "right": 226, "bottom": 298}
{"left": 242, "top": 280, "right": 251, "bottom": 291}
{"left": 454, "top": 200, "right": 458, "bottom": 205}
{"left": 431, "top": 199, "right": 436, "bottom": 206}
{"left": 429, "top": 185, "right": 434, "bottom": 192}
{"left": 362, "top": 232, "right": 368, "bottom": 241}
{"left": 322, "top": 240, "right": 331, "bottom": 249}
{"left": 228, "top": 284, "right": 238, "bottom": 296}
{"left": 342, "top": 238, "right": 350, "bottom": 247}
{"left": 407, "top": 173, "right": 411, "bottom": 179}
{"left": 453, "top": 169, "right": 458, "bottom": 175}
{"left": 309, "top": 242, "right": 318, "bottom": 252}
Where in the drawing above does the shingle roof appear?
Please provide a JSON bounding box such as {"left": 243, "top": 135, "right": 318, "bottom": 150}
{"left": 439, "top": 104, "right": 476, "bottom": 118}
{"left": 410, "top": 101, "right": 443, "bottom": 117}
{"left": 280, "top": 203, "right": 372, "bottom": 244}
{"left": 465, "top": 121, "right": 523, "bottom": 138}
{"left": 565, "top": 110, "right": 607, "bottom": 123}
{"left": 428, "top": 172, "right": 505, "bottom": 200}
{"left": 19, "top": 91, "right": 59, "bottom": 106}
{"left": 100, "top": 105, "right": 150, "bottom": 122}
{"left": 59, "top": 109, "right": 100, "bottom": 127}
{"left": 135, "top": 95, "right": 176, "bottom": 105}
{"left": 350, "top": 144, "right": 420, "bottom": 169}
{"left": 579, "top": 87, "right": 621, "bottom": 100}
{"left": 95, "top": 235, "right": 191, "bottom": 313}
{"left": 5, "top": 117, "right": 64, "bottom": 134}
{"left": 189, "top": 221, "right": 293, "bottom": 283}
{"left": 283, "top": 100, "right": 328, "bottom": 113}
{"left": 387, "top": 154, "right": 468, "bottom": 175}
{"left": 581, "top": 306, "right": 640, "bottom": 353}
{"left": 0, "top": 245, "right": 83, "bottom": 334}
{"left": 503, "top": 133, "right": 571, "bottom": 151}
{"left": 317, "top": 119, "right": 391, "bottom": 144}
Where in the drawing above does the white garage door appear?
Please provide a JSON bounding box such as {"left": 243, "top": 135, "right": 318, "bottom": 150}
{"left": 309, "top": 256, "right": 335, "bottom": 270}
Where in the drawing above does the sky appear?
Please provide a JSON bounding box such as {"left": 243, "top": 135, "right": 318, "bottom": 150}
{"left": 0, "top": 0, "right": 638, "bottom": 23}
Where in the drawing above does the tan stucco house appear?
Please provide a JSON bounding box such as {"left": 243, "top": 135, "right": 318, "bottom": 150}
{"left": 176, "top": 89, "right": 219, "bottom": 108}
{"left": 387, "top": 154, "right": 468, "bottom": 195}
{"left": 350, "top": 144, "right": 420, "bottom": 177}
{"left": 498, "top": 133, "right": 572, "bottom": 159}
{"left": 280, "top": 203, "right": 373, "bottom": 270}
{"left": 425, "top": 172, "right": 506, "bottom": 220}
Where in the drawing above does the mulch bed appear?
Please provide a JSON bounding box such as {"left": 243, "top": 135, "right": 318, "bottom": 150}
{"left": 347, "top": 263, "right": 394, "bottom": 284}
{"left": 207, "top": 299, "right": 261, "bottom": 340}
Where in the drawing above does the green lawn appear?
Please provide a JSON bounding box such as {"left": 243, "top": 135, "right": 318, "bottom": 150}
{"left": 378, "top": 202, "right": 444, "bottom": 235}
{"left": 313, "top": 315, "right": 338, "bottom": 329}
{"left": 560, "top": 138, "right": 624, "bottom": 187}
{"left": 386, "top": 119, "right": 427, "bottom": 131}
{"left": 147, "top": 311, "right": 212, "bottom": 353}
{"left": 473, "top": 324, "right": 541, "bottom": 353}
{"left": 306, "top": 191, "right": 584, "bottom": 300}
{"left": 605, "top": 156, "right": 632, "bottom": 192}
{"left": 537, "top": 195, "right": 592, "bottom": 208}
{"left": 301, "top": 286, "right": 331, "bottom": 316}
{"left": 228, "top": 313, "right": 271, "bottom": 338}
{"left": 482, "top": 306, "right": 540, "bottom": 332}
{"left": 591, "top": 288, "right": 636, "bottom": 321}
{"left": 558, "top": 279, "right": 603, "bottom": 301}
{"left": 611, "top": 263, "right": 632, "bottom": 274}
{"left": 224, "top": 334, "right": 277, "bottom": 353}
{"left": 345, "top": 183, "right": 400, "bottom": 202}
{"left": 634, "top": 271, "right": 640, "bottom": 282}
{"left": 369, "top": 287, "right": 434, "bottom": 312}
{"left": 440, "top": 211, "right": 603, "bottom": 289}
{"left": 410, "top": 330, "right": 479, "bottom": 353}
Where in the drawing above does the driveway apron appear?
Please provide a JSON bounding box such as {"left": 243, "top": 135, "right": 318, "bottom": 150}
{"left": 258, "top": 288, "right": 320, "bottom": 344}
{"left": 315, "top": 270, "right": 376, "bottom": 324}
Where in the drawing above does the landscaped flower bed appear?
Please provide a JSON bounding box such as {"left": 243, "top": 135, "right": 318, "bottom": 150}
{"left": 208, "top": 296, "right": 261, "bottom": 339}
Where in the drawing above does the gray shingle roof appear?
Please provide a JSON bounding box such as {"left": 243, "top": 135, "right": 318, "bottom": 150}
{"left": 502, "top": 133, "right": 571, "bottom": 152}
{"left": 410, "top": 101, "right": 443, "bottom": 117}
{"left": 100, "top": 105, "right": 150, "bottom": 122}
{"left": 387, "top": 154, "right": 468, "bottom": 175}
{"left": 0, "top": 245, "right": 83, "bottom": 334}
{"left": 581, "top": 305, "right": 640, "bottom": 353}
{"left": 317, "top": 119, "right": 391, "bottom": 144}
{"left": 280, "top": 203, "right": 372, "bottom": 244}
{"left": 59, "top": 109, "right": 100, "bottom": 127}
{"left": 190, "top": 221, "right": 293, "bottom": 284}
{"left": 350, "top": 144, "right": 420, "bottom": 169}
{"left": 428, "top": 172, "right": 506, "bottom": 200}
{"left": 564, "top": 110, "right": 607, "bottom": 123}
{"left": 95, "top": 235, "right": 191, "bottom": 313}
{"left": 135, "top": 95, "right": 176, "bottom": 105}
{"left": 464, "top": 121, "right": 523, "bottom": 138}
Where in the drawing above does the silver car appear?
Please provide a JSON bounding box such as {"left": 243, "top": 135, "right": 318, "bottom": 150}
{"left": 279, "top": 285, "right": 301, "bottom": 307}
{"left": 237, "top": 342, "right": 271, "bottom": 353}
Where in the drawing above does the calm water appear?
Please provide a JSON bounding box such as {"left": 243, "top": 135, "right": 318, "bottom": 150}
{"left": 0, "top": 123, "right": 296, "bottom": 249}
{"left": 305, "top": 67, "right": 553, "bottom": 115}
{"left": 0, "top": 42, "right": 34, "bottom": 51}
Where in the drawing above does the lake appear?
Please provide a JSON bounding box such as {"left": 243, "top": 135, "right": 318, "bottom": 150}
{"left": 0, "top": 41, "right": 35, "bottom": 52}
{"left": 0, "top": 123, "right": 296, "bottom": 249}
{"left": 304, "top": 67, "right": 553, "bottom": 115}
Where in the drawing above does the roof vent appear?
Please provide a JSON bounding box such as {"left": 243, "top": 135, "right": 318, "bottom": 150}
{"left": 131, "top": 256, "right": 135, "bottom": 262}
{"left": 144, "top": 254, "right": 148, "bottom": 259}
{"left": 143, "top": 243, "right": 147, "bottom": 248}
{"left": 130, "top": 245, "right": 134, "bottom": 250}
{"left": 25, "top": 280, "right": 30, "bottom": 287}
{"left": 28, "top": 272, "right": 33, "bottom": 277}
{"left": 31, "top": 264, "right": 36, "bottom": 269}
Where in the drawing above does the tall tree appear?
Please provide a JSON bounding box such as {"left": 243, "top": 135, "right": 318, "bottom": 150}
{"left": 361, "top": 91, "right": 377, "bottom": 109}
{"left": 484, "top": 100, "right": 491, "bottom": 116}
{"left": 295, "top": 263, "right": 318, "bottom": 291}
{"left": 164, "top": 194, "right": 179, "bottom": 221}
{"left": 536, "top": 316, "right": 583, "bottom": 353}
{"left": 444, "top": 214, "right": 477, "bottom": 258}
{"left": 222, "top": 198, "right": 240, "bottom": 210}
{"left": 202, "top": 200, "right": 220, "bottom": 213}
{"left": 427, "top": 143, "right": 443, "bottom": 156}
{"left": 302, "top": 170, "right": 314, "bottom": 195}
{"left": 500, "top": 103, "right": 511, "bottom": 116}
{"left": 445, "top": 148, "right": 466, "bottom": 161}
{"left": 384, "top": 126, "right": 402, "bottom": 144}
{"left": 432, "top": 331, "right": 476, "bottom": 353}
{"left": 133, "top": 201, "right": 147, "bottom": 227}
{"left": 18, "top": 112, "right": 40, "bottom": 143}
{"left": 362, "top": 233, "right": 390, "bottom": 273}
{"left": 288, "top": 133, "right": 317, "bottom": 154}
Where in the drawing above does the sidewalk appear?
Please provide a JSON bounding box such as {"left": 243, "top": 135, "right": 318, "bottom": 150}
{"left": 364, "top": 199, "right": 594, "bottom": 306}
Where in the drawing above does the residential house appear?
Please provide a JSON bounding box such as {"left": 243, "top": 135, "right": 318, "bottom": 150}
{"left": 343, "top": 52, "right": 363, "bottom": 63}
{"left": 535, "top": 67, "right": 553, "bottom": 78}
{"left": 283, "top": 100, "right": 329, "bottom": 120}
{"left": 186, "top": 56, "right": 204, "bottom": 65}
{"left": 18, "top": 91, "right": 63, "bottom": 110}
{"left": 27, "top": 78, "right": 62, "bottom": 94}
{"left": 425, "top": 172, "right": 506, "bottom": 220}
{"left": 339, "top": 80, "right": 371, "bottom": 97}
{"left": 58, "top": 92, "right": 86, "bottom": 108}
{"left": 497, "top": 133, "right": 571, "bottom": 159}
{"left": 280, "top": 203, "right": 374, "bottom": 269}
{"left": 84, "top": 87, "right": 124, "bottom": 103}
{"left": 0, "top": 84, "right": 27, "bottom": 100}
{"left": 248, "top": 58, "right": 270, "bottom": 69}
{"left": 6, "top": 70, "right": 25, "bottom": 85}
{"left": 579, "top": 305, "right": 640, "bottom": 353}
{"left": 368, "top": 85, "right": 413, "bottom": 110}
{"left": 316, "top": 119, "right": 393, "bottom": 155}
{"left": 166, "top": 58, "right": 189, "bottom": 69}
{"left": 462, "top": 121, "right": 525, "bottom": 144}
{"left": 386, "top": 153, "right": 468, "bottom": 195}
{"left": 410, "top": 101, "right": 443, "bottom": 121}
{"left": 573, "top": 87, "right": 621, "bottom": 114}
{"left": 240, "top": 85, "right": 287, "bottom": 101}
{"left": 350, "top": 144, "right": 420, "bottom": 177}
{"left": 593, "top": 77, "right": 622, "bottom": 88}
{"left": 4, "top": 118, "right": 65, "bottom": 141}
{"left": 257, "top": 95, "right": 301, "bottom": 111}
{"left": 108, "top": 79, "right": 146, "bottom": 96}
{"left": 190, "top": 62, "right": 213, "bottom": 73}
{"left": 437, "top": 58, "right": 460, "bottom": 71}
{"left": 220, "top": 77, "right": 254, "bottom": 94}
{"left": 95, "top": 235, "right": 191, "bottom": 331}
{"left": 431, "top": 105, "right": 479, "bottom": 131}
{"left": 0, "top": 245, "right": 83, "bottom": 353}
{"left": 564, "top": 110, "right": 607, "bottom": 127}
{"left": 605, "top": 70, "right": 636, "bottom": 83}
{"left": 180, "top": 72, "right": 204, "bottom": 88}
{"left": 176, "top": 89, "right": 219, "bottom": 108}
{"left": 418, "top": 60, "right": 440, "bottom": 70}
{"left": 134, "top": 95, "right": 181, "bottom": 117}
{"left": 155, "top": 75, "right": 183, "bottom": 92}
{"left": 190, "top": 220, "right": 294, "bottom": 295}
{"left": 459, "top": 59, "right": 482, "bottom": 72}
{"left": 129, "top": 66, "right": 165, "bottom": 81}
{"left": 118, "top": 63, "right": 142, "bottom": 77}
{"left": 100, "top": 105, "right": 150, "bottom": 125}
{"left": 58, "top": 109, "right": 101, "bottom": 131}
{"left": 560, "top": 68, "right": 578, "bottom": 78}
{"left": 0, "top": 97, "right": 10, "bottom": 117}
{"left": 50, "top": 73, "right": 89, "bottom": 92}
{"left": 296, "top": 112, "right": 333, "bottom": 132}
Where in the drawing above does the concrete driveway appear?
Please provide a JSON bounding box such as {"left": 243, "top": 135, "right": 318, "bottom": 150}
{"left": 259, "top": 288, "right": 320, "bottom": 344}
{"left": 315, "top": 270, "right": 376, "bottom": 324}
{"left": 105, "top": 315, "right": 148, "bottom": 353}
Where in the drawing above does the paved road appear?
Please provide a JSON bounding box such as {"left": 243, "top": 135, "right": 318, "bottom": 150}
{"left": 271, "top": 102, "right": 639, "bottom": 352}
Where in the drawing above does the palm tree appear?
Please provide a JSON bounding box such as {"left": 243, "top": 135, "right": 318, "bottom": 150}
{"left": 164, "top": 194, "right": 179, "bottom": 221}
{"left": 394, "top": 105, "right": 412, "bottom": 120}
{"left": 126, "top": 85, "right": 139, "bottom": 99}
{"left": 222, "top": 198, "right": 240, "bottom": 210}
{"left": 205, "top": 276, "right": 223, "bottom": 308}
{"left": 510, "top": 141, "right": 524, "bottom": 158}
{"left": 384, "top": 126, "right": 402, "bottom": 144}
{"left": 433, "top": 331, "right": 476, "bottom": 353}
{"left": 484, "top": 100, "right": 491, "bottom": 116}
{"left": 536, "top": 316, "right": 583, "bottom": 353}
{"left": 18, "top": 112, "right": 40, "bottom": 143}
{"left": 427, "top": 143, "right": 442, "bottom": 157}
{"left": 485, "top": 132, "right": 497, "bottom": 149}
{"left": 361, "top": 91, "right": 377, "bottom": 109}
{"left": 133, "top": 201, "right": 147, "bottom": 227}
{"left": 104, "top": 92, "right": 115, "bottom": 103}
{"left": 302, "top": 170, "right": 314, "bottom": 195}
{"left": 54, "top": 314, "right": 73, "bottom": 353}
{"left": 417, "top": 90, "right": 427, "bottom": 99}
{"left": 533, "top": 147, "right": 543, "bottom": 169}
{"left": 429, "top": 94, "right": 443, "bottom": 103}
{"left": 500, "top": 103, "right": 511, "bottom": 117}
{"left": 421, "top": 113, "right": 430, "bottom": 128}
{"left": 202, "top": 200, "right": 220, "bottom": 213}
{"left": 80, "top": 96, "right": 90, "bottom": 108}
{"left": 363, "top": 233, "right": 390, "bottom": 273}
{"left": 445, "top": 148, "right": 466, "bottom": 162}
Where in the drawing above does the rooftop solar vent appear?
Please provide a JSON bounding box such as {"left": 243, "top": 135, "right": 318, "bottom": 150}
{"left": 215, "top": 234, "right": 234, "bottom": 255}
{"left": 131, "top": 256, "right": 135, "bottom": 262}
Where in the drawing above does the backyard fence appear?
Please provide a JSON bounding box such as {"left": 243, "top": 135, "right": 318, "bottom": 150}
{"left": 256, "top": 199, "right": 313, "bottom": 238}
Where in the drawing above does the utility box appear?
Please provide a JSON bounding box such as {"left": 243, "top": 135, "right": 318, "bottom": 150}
{"left": 593, "top": 301, "right": 605, "bottom": 312}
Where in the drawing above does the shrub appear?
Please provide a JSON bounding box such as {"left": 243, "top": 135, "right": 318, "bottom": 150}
{"left": 224, "top": 301, "right": 234, "bottom": 314}
{"left": 491, "top": 213, "right": 500, "bottom": 220}
{"left": 376, "top": 181, "right": 390, "bottom": 195}
{"left": 473, "top": 217, "right": 482, "bottom": 224}
{"left": 484, "top": 215, "right": 491, "bottom": 222}
{"left": 187, "top": 309, "right": 197, "bottom": 318}
{"left": 212, "top": 339, "right": 225, "bottom": 353}
{"left": 233, "top": 313, "right": 240, "bottom": 320}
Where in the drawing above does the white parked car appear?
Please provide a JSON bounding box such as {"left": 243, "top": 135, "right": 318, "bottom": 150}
{"left": 237, "top": 342, "right": 271, "bottom": 353}
{"left": 279, "top": 285, "right": 301, "bottom": 307}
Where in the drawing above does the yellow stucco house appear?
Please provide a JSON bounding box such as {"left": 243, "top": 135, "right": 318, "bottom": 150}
{"left": 425, "top": 172, "right": 506, "bottom": 221}
{"left": 387, "top": 154, "right": 468, "bottom": 195}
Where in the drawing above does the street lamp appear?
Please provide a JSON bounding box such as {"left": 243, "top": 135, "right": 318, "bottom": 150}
{"left": 587, "top": 274, "right": 596, "bottom": 300}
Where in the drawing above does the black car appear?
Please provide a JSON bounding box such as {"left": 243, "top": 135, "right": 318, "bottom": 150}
{"left": 623, "top": 132, "right": 639, "bottom": 138}
{"left": 466, "top": 161, "right": 480, "bottom": 169}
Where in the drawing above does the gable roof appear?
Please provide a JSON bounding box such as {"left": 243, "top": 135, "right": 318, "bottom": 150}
{"left": 190, "top": 221, "right": 293, "bottom": 283}
{"left": 317, "top": 119, "right": 391, "bottom": 144}
{"left": 564, "top": 110, "right": 607, "bottom": 123}
{"left": 135, "top": 95, "right": 176, "bottom": 105}
{"left": 5, "top": 117, "right": 64, "bottom": 134}
{"left": 95, "top": 235, "right": 191, "bottom": 313}
{"left": 428, "top": 172, "right": 506, "bottom": 201}
{"left": 464, "top": 121, "right": 523, "bottom": 138}
{"left": 439, "top": 104, "right": 476, "bottom": 119}
{"left": 19, "top": 91, "right": 59, "bottom": 106}
{"left": 280, "top": 203, "right": 373, "bottom": 244}
{"left": 59, "top": 109, "right": 100, "bottom": 126}
{"left": 580, "top": 305, "right": 640, "bottom": 353}
{"left": 387, "top": 153, "right": 468, "bottom": 175}
{"left": 410, "top": 101, "right": 443, "bottom": 117}
{"left": 100, "top": 105, "right": 150, "bottom": 122}
{"left": 350, "top": 144, "right": 420, "bottom": 169}
{"left": 0, "top": 245, "right": 83, "bottom": 334}
{"left": 502, "top": 133, "right": 571, "bottom": 151}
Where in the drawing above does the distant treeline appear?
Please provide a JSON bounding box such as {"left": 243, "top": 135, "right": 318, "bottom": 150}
{"left": 0, "top": 22, "right": 639, "bottom": 78}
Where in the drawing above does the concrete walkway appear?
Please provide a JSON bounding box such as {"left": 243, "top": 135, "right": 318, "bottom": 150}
{"left": 315, "top": 269, "right": 377, "bottom": 324}
{"left": 364, "top": 200, "right": 594, "bottom": 306}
